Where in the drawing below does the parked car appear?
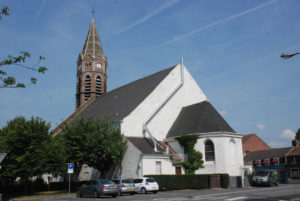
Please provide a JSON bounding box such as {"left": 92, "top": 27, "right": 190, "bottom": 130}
{"left": 77, "top": 179, "right": 119, "bottom": 198}
{"left": 133, "top": 177, "right": 159, "bottom": 194}
{"left": 252, "top": 170, "right": 279, "bottom": 186}
{"left": 111, "top": 178, "right": 136, "bottom": 195}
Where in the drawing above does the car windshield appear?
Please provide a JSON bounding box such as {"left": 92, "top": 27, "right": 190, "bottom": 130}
{"left": 123, "top": 179, "right": 133, "bottom": 183}
{"left": 100, "top": 180, "right": 114, "bottom": 185}
{"left": 146, "top": 178, "right": 156, "bottom": 183}
{"left": 255, "top": 171, "right": 269, "bottom": 176}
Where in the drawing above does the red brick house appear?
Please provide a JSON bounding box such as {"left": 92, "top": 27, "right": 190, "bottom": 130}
{"left": 242, "top": 134, "right": 270, "bottom": 155}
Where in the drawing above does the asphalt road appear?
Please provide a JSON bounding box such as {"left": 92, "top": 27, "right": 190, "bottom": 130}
{"left": 19, "top": 184, "right": 300, "bottom": 201}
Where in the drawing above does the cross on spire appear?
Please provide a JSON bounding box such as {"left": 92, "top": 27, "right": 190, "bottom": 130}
{"left": 92, "top": 6, "right": 95, "bottom": 17}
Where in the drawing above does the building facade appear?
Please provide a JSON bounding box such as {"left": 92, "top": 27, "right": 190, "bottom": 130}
{"left": 54, "top": 17, "right": 245, "bottom": 187}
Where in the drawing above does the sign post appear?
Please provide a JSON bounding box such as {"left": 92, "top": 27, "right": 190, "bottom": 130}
{"left": 67, "top": 163, "right": 74, "bottom": 193}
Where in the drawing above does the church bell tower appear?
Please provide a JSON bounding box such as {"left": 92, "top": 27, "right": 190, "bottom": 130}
{"left": 76, "top": 17, "right": 108, "bottom": 109}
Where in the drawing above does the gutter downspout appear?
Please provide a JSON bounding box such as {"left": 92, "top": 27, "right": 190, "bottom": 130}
{"left": 143, "top": 58, "right": 185, "bottom": 152}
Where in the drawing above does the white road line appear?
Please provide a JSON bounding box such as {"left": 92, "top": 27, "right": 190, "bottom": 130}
{"left": 209, "top": 196, "right": 229, "bottom": 200}
{"left": 225, "top": 197, "right": 247, "bottom": 201}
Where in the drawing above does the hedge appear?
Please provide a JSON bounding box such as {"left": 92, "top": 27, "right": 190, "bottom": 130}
{"left": 221, "top": 174, "right": 229, "bottom": 188}
{"left": 146, "top": 174, "right": 229, "bottom": 191}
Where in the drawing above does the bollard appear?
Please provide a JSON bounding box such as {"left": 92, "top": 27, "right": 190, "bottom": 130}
{"left": 0, "top": 193, "right": 2, "bottom": 201}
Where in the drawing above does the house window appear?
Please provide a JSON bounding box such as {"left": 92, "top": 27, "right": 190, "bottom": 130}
{"left": 205, "top": 140, "right": 215, "bottom": 161}
{"left": 291, "top": 168, "right": 299, "bottom": 179}
{"left": 155, "top": 161, "right": 161, "bottom": 174}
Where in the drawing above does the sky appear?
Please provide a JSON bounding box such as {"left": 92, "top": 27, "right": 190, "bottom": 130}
{"left": 0, "top": 0, "right": 299, "bottom": 148}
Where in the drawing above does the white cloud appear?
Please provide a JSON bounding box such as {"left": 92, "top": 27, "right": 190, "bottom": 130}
{"left": 280, "top": 129, "right": 295, "bottom": 140}
{"left": 256, "top": 123, "right": 266, "bottom": 131}
{"left": 219, "top": 110, "right": 228, "bottom": 116}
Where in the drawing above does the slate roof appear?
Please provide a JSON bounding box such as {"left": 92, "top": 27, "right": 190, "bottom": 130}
{"left": 166, "top": 101, "right": 235, "bottom": 138}
{"left": 244, "top": 147, "right": 291, "bottom": 161}
{"left": 126, "top": 137, "right": 164, "bottom": 154}
{"left": 82, "top": 17, "right": 104, "bottom": 58}
{"left": 76, "top": 66, "right": 176, "bottom": 122}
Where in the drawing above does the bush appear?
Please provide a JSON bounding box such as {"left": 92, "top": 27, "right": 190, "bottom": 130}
{"left": 145, "top": 175, "right": 209, "bottom": 191}
{"left": 221, "top": 174, "right": 229, "bottom": 188}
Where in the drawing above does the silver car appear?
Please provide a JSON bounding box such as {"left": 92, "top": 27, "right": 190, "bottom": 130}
{"left": 111, "top": 178, "right": 136, "bottom": 195}
{"left": 77, "top": 179, "right": 119, "bottom": 198}
{"left": 133, "top": 177, "right": 159, "bottom": 194}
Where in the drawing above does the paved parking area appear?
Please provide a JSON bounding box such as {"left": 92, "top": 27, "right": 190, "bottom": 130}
{"left": 11, "top": 184, "right": 300, "bottom": 201}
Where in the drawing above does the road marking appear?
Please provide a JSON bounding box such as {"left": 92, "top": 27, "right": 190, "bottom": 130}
{"left": 225, "top": 197, "right": 247, "bottom": 201}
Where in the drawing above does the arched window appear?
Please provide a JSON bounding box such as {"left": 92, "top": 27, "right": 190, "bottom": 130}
{"left": 85, "top": 75, "right": 91, "bottom": 101}
{"left": 205, "top": 140, "right": 215, "bottom": 161}
{"left": 96, "top": 75, "right": 102, "bottom": 97}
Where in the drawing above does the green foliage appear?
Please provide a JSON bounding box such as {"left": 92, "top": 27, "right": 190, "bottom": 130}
{"left": 296, "top": 128, "right": 300, "bottom": 140}
{"left": 175, "top": 135, "right": 204, "bottom": 174}
{"left": 221, "top": 174, "right": 229, "bottom": 188}
{"left": 0, "top": 6, "right": 9, "bottom": 20}
{"left": 60, "top": 118, "right": 127, "bottom": 177}
{"left": 145, "top": 175, "right": 209, "bottom": 191}
{"left": 0, "top": 51, "right": 47, "bottom": 88}
{"left": 0, "top": 5, "right": 47, "bottom": 88}
{"left": 0, "top": 116, "right": 51, "bottom": 183}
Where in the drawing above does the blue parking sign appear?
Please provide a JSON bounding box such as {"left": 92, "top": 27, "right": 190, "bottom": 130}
{"left": 68, "top": 163, "right": 74, "bottom": 174}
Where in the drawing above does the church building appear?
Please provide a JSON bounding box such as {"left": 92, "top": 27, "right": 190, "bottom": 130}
{"left": 53, "top": 17, "right": 244, "bottom": 187}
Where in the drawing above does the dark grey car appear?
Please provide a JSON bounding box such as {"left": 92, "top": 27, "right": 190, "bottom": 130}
{"left": 77, "top": 179, "right": 119, "bottom": 198}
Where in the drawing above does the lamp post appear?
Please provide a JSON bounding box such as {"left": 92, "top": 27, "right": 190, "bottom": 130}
{"left": 280, "top": 52, "right": 300, "bottom": 59}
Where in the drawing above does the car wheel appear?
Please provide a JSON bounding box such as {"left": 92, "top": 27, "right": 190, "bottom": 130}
{"left": 141, "top": 188, "right": 147, "bottom": 194}
{"left": 112, "top": 194, "right": 118, "bottom": 198}
{"left": 93, "top": 190, "right": 99, "bottom": 198}
{"left": 118, "top": 191, "right": 122, "bottom": 196}
{"left": 130, "top": 192, "right": 135, "bottom": 195}
{"left": 77, "top": 190, "right": 82, "bottom": 197}
{"left": 153, "top": 191, "right": 157, "bottom": 194}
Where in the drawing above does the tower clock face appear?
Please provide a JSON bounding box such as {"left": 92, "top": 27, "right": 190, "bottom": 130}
{"left": 96, "top": 62, "right": 102, "bottom": 69}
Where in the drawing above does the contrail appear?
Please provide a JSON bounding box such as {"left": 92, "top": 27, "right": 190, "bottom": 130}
{"left": 36, "top": 0, "right": 47, "bottom": 19}
{"left": 117, "top": 0, "right": 180, "bottom": 34}
{"left": 149, "top": 0, "right": 277, "bottom": 50}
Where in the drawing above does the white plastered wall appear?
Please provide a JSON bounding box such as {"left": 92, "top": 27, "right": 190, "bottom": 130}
{"left": 194, "top": 133, "right": 243, "bottom": 176}
{"left": 142, "top": 155, "right": 175, "bottom": 175}
{"left": 121, "top": 64, "right": 207, "bottom": 141}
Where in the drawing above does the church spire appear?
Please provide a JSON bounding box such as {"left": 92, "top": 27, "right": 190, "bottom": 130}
{"left": 76, "top": 16, "right": 108, "bottom": 110}
{"left": 81, "top": 17, "right": 104, "bottom": 58}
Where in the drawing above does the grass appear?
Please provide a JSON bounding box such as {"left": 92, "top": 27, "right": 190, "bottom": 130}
{"left": 9, "top": 191, "right": 76, "bottom": 200}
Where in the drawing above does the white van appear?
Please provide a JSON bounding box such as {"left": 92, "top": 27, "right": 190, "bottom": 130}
{"left": 252, "top": 170, "right": 279, "bottom": 186}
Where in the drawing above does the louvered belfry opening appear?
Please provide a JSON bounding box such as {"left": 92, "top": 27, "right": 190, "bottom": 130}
{"left": 76, "top": 76, "right": 81, "bottom": 108}
{"left": 85, "top": 75, "right": 91, "bottom": 101}
{"left": 96, "top": 75, "right": 102, "bottom": 97}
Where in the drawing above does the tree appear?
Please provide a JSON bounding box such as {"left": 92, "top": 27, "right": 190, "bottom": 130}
{"left": 0, "top": 116, "right": 51, "bottom": 184}
{"left": 176, "top": 135, "right": 204, "bottom": 174}
{"left": 0, "top": 5, "right": 47, "bottom": 88}
{"left": 296, "top": 128, "right": 300, "bottom": 140}
{"left": 60, "top": 118, "right": 127, "bottom": 178}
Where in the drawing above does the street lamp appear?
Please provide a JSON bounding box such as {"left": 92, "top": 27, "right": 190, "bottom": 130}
{"left": 280, "top": 52, "right": 300, "bottom": 59}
